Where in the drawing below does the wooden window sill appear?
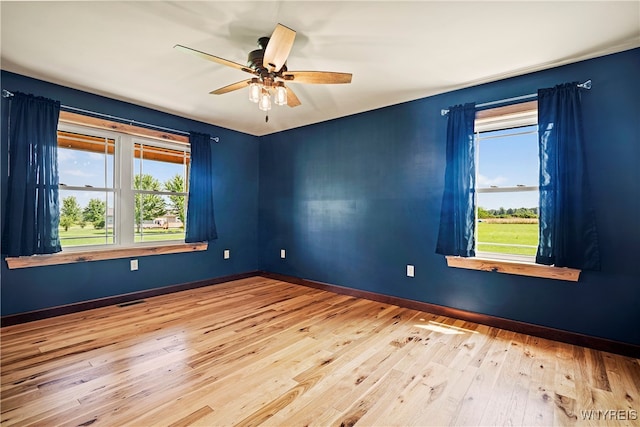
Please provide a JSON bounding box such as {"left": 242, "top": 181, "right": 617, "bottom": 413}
{"left": 5, "top": 242, "right": 208, "bottom": 269}
{"left": 445, "top": 256, "right": 581, "bottom": 281}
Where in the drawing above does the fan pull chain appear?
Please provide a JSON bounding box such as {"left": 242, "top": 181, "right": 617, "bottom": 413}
{"left": 265, "top": 114, "right": 269, "bottom": 123}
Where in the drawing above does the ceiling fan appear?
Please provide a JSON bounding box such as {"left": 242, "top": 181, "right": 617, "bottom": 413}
{"left": 175, "top": 23, "right": 352, "bottom": 114}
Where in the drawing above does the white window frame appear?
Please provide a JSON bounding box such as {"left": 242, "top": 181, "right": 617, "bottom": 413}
{"left": 57, "top": 123, "right": 190, "bottom": 252}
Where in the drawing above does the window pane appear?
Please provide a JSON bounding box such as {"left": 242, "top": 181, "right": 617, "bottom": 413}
{"left": 477, "top": 191, "right": 539, "bottom": 213}
{"left": 134, "top": 194, "right": 186, "bottom": 243}
{"left": 477, "top": 222, "right": 538, "bottom": 256}
{"left": 477, "top": 125, "right": 538, "bottom": 188}
{"left": 59, "top": 189, "right": 114, "bottom": 247}
{"left": 134, "top": 143, "right": 189, "bottom": 192}
{"left": 476, "top": 124, "right": 539, "bottom": 257}
{"left": 477, "top": 190, "right": 539, "bottom": 256}
{"left": 58, "top": 131, "right": 114, "bottom": 188}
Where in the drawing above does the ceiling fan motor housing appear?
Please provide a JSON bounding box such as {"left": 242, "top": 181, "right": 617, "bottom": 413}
{"left": 247, "top": 37, "right": 287, "bottom": 75}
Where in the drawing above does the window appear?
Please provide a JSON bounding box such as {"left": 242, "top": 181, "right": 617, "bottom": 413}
{"left": 57, "top": 123, "right": 190, "bottom": 250}
{"left": 440, "top": 93, "right": 587, "bottom": 281}
{"left": 474, "top": 101, "right": 538, "bottom": 262}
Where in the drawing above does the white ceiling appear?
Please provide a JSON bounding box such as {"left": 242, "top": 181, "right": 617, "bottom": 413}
{"left": 2, "top": 1, "right": 639, "bottom": 136}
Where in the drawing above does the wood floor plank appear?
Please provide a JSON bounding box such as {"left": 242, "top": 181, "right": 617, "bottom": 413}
{"left": 450, "top": 328, "right": 516, "bottom": 425}
{"left": 475, "top": 331, "right": 538, "bottom": 426}
{"left": 167, "top": 405, "right": 214, "bottom": 427}
{"left": 343, "top": 368, "right": 417, "bottom": 426}
{"left": 521, "top": 336, "right": 558, "bottom": 426}
{"left": 603, "top": 353, "right": 640, "bottom": 411}
{"left": 2, "top": 276, "right": 639, "bottom": 426}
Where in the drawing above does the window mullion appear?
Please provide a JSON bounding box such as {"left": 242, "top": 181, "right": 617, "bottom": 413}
{"left": 477, "top": 186, "right": 538, "bottom": 193}
{"left": 118, "top": 135, "right": 135, "bottom": 246}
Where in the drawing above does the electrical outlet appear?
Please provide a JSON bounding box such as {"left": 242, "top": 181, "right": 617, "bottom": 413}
{"left": 406, "top": 264, "right": 414, "bottom": 277}
{"left": 280, "top": 249, "right": 286, "bottom": 259}
{"left": 224, "top": 249, "right": 230, "bottom": 259}
{"left": 130, "top": 259, "right": 138, "bottom": 271}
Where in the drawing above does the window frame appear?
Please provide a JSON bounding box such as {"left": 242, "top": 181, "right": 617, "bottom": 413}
{"left": 57, "top": 124, "right": 191, "bottom": 251}
{"left": 5, "top": 112, "right": 206, "bottom": 269}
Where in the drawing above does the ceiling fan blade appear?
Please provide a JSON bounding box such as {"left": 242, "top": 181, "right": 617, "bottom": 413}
{"left": 286, "top": 86, "right": 301, "bottom": 107}
{"left": 282, "top": 71, "right": 352, "bottom": 84}
{"left": 174, "top": 44, "right": 256, "bottom": 75}
{"left": 263, "top": 24, "right": 296, "bottom": 72}
{"left": 210, "top": 79, "right": 252, "bottom": 95}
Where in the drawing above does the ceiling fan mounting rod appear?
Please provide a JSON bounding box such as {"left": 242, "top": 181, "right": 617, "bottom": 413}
{"left": 257, "top": 37, "right": 270, "bottom": 50}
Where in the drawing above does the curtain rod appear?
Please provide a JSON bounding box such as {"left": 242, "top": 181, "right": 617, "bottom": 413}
{"left": 440, "top": 80, "right": 592, "bottom": 116}
{"left": 1, "top": 89, "right": 220, "bottom": 143}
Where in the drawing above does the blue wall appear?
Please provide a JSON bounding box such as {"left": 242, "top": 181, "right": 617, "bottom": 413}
{"left": 258, "top": 48, "right": 640, "bottom": 345}
{"left": 1, "top": 71, "right": 260, "bottom": 315}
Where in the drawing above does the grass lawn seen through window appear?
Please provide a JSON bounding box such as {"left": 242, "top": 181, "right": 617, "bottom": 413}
{"left": 59, "top": 225, "right": 185, "bottom": 247}
{"left": 477, "top": 221, "right": 538, "bottom": 256}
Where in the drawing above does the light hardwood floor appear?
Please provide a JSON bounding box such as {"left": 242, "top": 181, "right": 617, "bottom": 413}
{"left": 1, "top": 276, "right": 639, "bottom": 426}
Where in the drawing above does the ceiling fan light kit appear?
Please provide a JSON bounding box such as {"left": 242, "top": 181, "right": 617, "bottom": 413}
{"left": 175, "top": 23, "right": 352, "bottom": 115}
{"left": 249, "top": 77, "right": 287, "bottom": 111}
{"left": 274, "top": 82, "right": 287, "bottom": 106}
{"left": 249, "top": 78, "right": 261, "bottom": 103}
{"left": 259, "top": 87, "right": 272, "bottom": 111}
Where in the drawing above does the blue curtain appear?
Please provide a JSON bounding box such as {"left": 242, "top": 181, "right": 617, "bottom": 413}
{"left": 536, "top": 83, "right": 600, "bottom": 270}
{"left": 185, "top": 131, "right": 218, "bottom": 243}
{"left": 436, "top": 103, "right": 477, "bottom": 257}
{"left": 2, "top": 92, "right": 62, "bottom": 256}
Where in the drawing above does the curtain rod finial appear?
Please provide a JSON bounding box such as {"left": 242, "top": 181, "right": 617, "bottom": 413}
{"left": 578, "top": 80, "right": 592, "bottom": 90}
